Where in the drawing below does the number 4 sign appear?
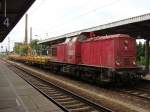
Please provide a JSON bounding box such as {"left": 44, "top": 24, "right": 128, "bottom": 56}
{"left": 0, "top": 16, "right": 10, "bottom": 28}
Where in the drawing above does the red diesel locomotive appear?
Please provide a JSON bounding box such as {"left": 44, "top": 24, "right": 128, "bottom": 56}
{"left": 50, "top": 32, "right": 144, "bottom": 83}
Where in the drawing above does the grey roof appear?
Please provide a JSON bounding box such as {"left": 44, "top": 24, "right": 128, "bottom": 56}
{"left": 38, "top": 13, "right": 150, "bottom": 44}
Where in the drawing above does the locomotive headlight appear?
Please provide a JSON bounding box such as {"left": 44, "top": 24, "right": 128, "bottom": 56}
{"left": 116, "top": 61, "right": 120, "bottom": 66}
{"left": 125, "top": 46, "right": 128, "bottom": 50}
{"left": 133, "top": 61, "right": 136, "bottom": 65}
{"left": 124, "top": 40, "right": 128, "bottom": 45}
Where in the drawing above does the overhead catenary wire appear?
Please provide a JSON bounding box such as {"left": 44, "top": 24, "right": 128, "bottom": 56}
{"left": 29, "top": 0, "right": 122, "bottom": 39}
{"left": 43, "top": 0, "right": 92, "bottom": 26}
{"left": 28, "top": 0, "right": 48, "bottom": 16}
{"left": 31, "top": 0, "right": 92, "bottom": 36}
{"left": 46, "top": 0, "right": 122, "bottom": 33}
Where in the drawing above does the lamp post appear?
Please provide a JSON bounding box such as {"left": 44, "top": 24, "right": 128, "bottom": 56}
{"left": 1, "top": 46, "right": 3, "bottom": 53}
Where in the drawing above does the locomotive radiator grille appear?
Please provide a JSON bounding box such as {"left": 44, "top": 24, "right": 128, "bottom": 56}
{"left": 124, "top": 58, "right": 130, "bottom": 65}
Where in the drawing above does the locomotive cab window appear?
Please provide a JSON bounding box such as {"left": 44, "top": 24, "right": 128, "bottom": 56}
{"left": 72, "top": 37, "right": 78, "bottom": 42}
{"left": 65, "top": 38, "right": 71, "bottom": 43}
{"left": 51, "top": 47, "right": 57, "bottom": 56}
{"left": 124, "top": 40, "right": 128, "bottom": 46}
{"left": 78, "top": 35, "right": 87, "bottom": 42}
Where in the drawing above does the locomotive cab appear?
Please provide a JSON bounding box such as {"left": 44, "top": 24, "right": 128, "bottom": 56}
{"left": 113, "top": 35, "right": 145, "bottom": 80}
{"left": 66, "top": 32, "right": 92, "bottom": 64}
{"left": 115, "top": 36, "right": 136, "bottom": 68}
{"left": 66, "top": 36, "right": 81, "bottom": 64}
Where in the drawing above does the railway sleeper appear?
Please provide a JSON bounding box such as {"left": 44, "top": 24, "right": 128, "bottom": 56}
{"left": 37, "top": 86, "right": 52, "bottom": 90}
{"left": 59, "top": 101, "right": 81, "bottom": 106}
{"left": 68, "top": 106, "right": 94, "bottom": 112}
{"left": 50, "top": 93, "right": 65, "bottom": 97}
{"left": 36, "top": 86, "right": 52, "bottom": 90}
{"left": 56, "top": 97, "right": 75, "bottom": 102}
{"left": 64, "top": 103, "right": 87, "bottom": 109}
{"left": 54, "top": 96, "right": 69, "bottom": 100}
{"left": 46, "top": 91, "right": 61, "bottom": 94}
{"left": 43, "top": 89, "right": 58, "bottom": 93}
{"left": 60, "top": 100, "right": 81, "bottom": 106}
{"left": 41, "top": 89, "right": 55, "bottom": 93}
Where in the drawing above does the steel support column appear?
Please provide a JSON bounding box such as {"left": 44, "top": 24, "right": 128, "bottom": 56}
{"left": 145, "top": 39, "right": 149, "bottom": 73}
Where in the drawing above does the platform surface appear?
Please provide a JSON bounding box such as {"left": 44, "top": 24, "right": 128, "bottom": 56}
{"left": 0, "top": 60, "right": 63, "bottom": 112}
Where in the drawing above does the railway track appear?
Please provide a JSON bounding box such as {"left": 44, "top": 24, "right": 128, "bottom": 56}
{"left": 138, "top": 79, "right": 150, "bottom": 89}
{"left": 117, "top": 87, "right": 150, "bottom": 101}
{"left": 5, "top": 60, "right": 112, "bottom": 112}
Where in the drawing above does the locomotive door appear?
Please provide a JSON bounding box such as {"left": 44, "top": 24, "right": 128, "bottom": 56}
{"left": 117, "top": 37, "right": 136, "bottom": 67}
{"left": 66, "top": 37, "right": 81, "bottom": 64}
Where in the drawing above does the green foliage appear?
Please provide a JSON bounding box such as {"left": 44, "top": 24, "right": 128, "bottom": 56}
{"left": 136, "top": 41, "right": 150, "bottom": 66}
{"left": 30, "top": 39, "right": 40, "bottom": 51}
{"left": 13, "top": 39, "right": 48, "bottom": 56}
{"left": 136, "top": 42, "right": 144, "bottom": 60}
{"left": 30, "top": 39, "right": 40, "bottom": 55}
{"left": 14, "top": 45, "right": 20, "bottom": 54}
{"left": 30, "top": 39, "right": 47, "bottom": 55}
{"left": 14, "top": 44, "right": 28, "bottom": 55}
{"left": 19, "top": 45, "right": 28, "bottom": 56}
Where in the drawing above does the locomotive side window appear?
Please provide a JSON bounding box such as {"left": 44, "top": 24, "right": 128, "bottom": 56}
{"left": 78, "top": 35, "right": 87, "bottom": 42}
{"left": 65, "top": 38, "right": 71, "bottom": 43}
{"left": 72, "top": 37, "right": 78, "bottom": 42}
{"left": 51, "top": 47, "right": 57, "bottom": 56}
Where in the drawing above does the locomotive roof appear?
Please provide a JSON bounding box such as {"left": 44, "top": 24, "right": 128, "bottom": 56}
{"left": 85, "top": 34, "right": 133, "bottom": 41}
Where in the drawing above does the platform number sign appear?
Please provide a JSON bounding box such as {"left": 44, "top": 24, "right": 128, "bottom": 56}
{"left": 0, "top": 16, "right": 10, "bottom": 28}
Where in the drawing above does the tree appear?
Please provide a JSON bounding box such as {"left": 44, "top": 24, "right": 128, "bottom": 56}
{"left": 30, "top": 39, "right": 41, "bottom": 55}
{"left": 136, "top": 41, "right": 144, "bottom": 64}
{"left": 14, "top": 44, "right": 28, "bottom": 55}
{"left": 19, "top": 45, "right": 28, "bottom": 56}
{"left": 14, "top": 45, "right": 20, "bottom": 54}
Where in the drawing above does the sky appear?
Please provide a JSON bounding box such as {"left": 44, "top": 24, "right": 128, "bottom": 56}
{"left": 0, "top": 0, "right": 150, "bottom": 51}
